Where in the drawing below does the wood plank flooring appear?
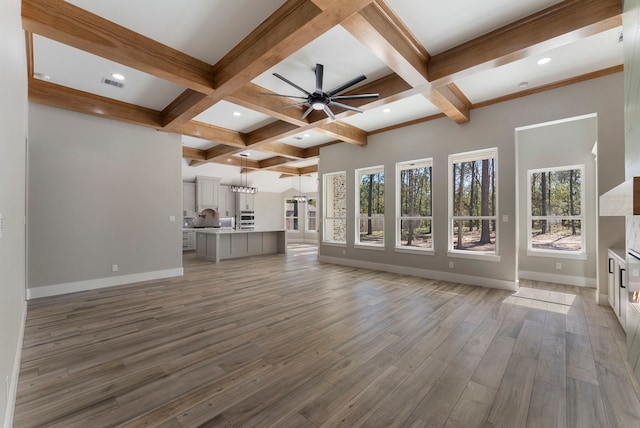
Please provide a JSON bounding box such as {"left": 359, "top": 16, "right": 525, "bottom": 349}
{"left": 13, "top": 244, "right": 640, "bottom": 427}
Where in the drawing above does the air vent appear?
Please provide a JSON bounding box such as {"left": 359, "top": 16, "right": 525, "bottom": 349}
{"left": 101, "top": 77, "right": 125, "bottom": 89}
{"left": 293, "top": 136, "right": 304, "bottom": 140}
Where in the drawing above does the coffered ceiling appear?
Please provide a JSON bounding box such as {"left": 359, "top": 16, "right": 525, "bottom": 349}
{"left": 23, "top": 0, "right": 623, "bottom": 179}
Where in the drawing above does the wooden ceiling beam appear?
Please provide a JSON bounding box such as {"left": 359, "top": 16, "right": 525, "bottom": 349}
{"left": 342, "top": 1, "right": 471, "bottom": 123}
{"left": 299, "top": 164, "right": 319, "bottom": 175}
{"left": 177, "top": 121, "right": 247, "bottom": 148}
{"left": 226, "top": 83, "right": 309, "bottom": 126}
{"left": 182, "top": 147, "right": 206, "bottom": 161}
{"left": 341, "top": 1, "right": 429, "bottom": 87}
{"left": 259, "top": 156, "right": 295, "bottom": 169}
{"left": 21, "top": 0, "right": 215, "bottom": 94}
{"left": 428, "top": 0, "right": 623, "bottom": 84}
{"left": 161, "top": 0, "right": 375, "bottom": 130}
{"left": 257, "top": 141, "right": 306, "bottom": 159}
{"left": 28, "top": 79, "right": 163, "bottom": 128}
{"left": 303, "top": 141, "right": 341, "bottom": 158}
{"left": 427, "top": 83, "right": 471, "bottom": 124}
{"left": 316, "top": 122, "right": 367, "bottom": 146}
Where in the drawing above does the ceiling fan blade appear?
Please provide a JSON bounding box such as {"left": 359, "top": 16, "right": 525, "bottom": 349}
{"left": 328, "top": 101, "right": 364, "bottom": 114}
{"left": 327, "top": 74, "right": 367, "bottom": 96}
{"left": 323, "top": 105, "right": 336, "bottom": 120}
{"left": 259, "top": 92, "right": 308, "bottom": 100}
{"left": 274, "top": 102, "right": 309, "bottom": 110}
{"left": 300, "top": 105, "right": 314, "bottom": 120}
{"left": 331, "top": 93, "right": 379, "bottom": 100}
{"left": 273, "top": 73, "right": 311, "bottom": 96}
{"left": 315, "top": 64, "right": 324, "bottom": 93}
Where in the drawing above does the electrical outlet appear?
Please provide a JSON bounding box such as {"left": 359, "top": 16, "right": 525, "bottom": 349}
{"left": 449, "top": 261, "right": 454, "bottom": 269}
{"left": 111, "top": 264, "right": 118, "bottom": 272}
{"left": 555, "top": 262, "right": 562, "bottom": 270}
{"left": 169, "top": 215, "right": 176, "bottom": 222}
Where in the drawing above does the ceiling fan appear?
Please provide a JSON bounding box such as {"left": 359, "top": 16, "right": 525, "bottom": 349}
{"left": 264, "top": 63, "right": 379, "bottom": 120}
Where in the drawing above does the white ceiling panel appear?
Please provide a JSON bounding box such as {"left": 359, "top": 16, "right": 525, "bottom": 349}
{"left": 65, "top": 0, "right": 287, "bottom": 64}
{"left": 457, "top": 27, "right": 624, "bottom": 104}
{"left": 279, "top": 130, "right": 336, "bottom": 149}
{"left": 33, "top": 35, "right": 185, "bottom": 110}
{"left": 181, "top": 136, "right": 216, "bottom": 150}
{"left": 193, "top": 101, "right": 277, "bottom": 133}
{"left": 386, "top": 0, "right": 563, "bottom": 55}
{"left": 342, "top": 94, "right": 441, "bottom": 132}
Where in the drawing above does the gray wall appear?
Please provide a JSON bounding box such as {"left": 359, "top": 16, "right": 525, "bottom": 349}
{"left": 254, "top": 191, "right": 284, "bottom": 230}
{"left": 0, "top": 0, "right": 27, "bottom": 423}
{"left": 517, "top": 116, "right": 597, "bottom": 284}
{"left": 28, "top": 104, "right": 183, "bottom": 293}
{"left": 319, "top": 73, "right": 624, "bottom": 290}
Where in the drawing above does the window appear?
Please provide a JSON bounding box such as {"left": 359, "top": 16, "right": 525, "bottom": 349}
{"left": 307, "top": 198, "right": 317, "bottom": 232}
{"left": 356, "top": 166, "right": 385, "bottom": 246}
{"left": 449, "top": 149, "right": 498, "bottom": 255}
{"left": 285, "top": 198, "right": 299, "bottom": 231}
{"left": 528, "top": 165, "right": 584, "bottom": 254}
{"left": 323, "top": 172, "right": 347, "bottom": 243}
{"left": 396, "top": 159, "right": 433, "bottom": 250}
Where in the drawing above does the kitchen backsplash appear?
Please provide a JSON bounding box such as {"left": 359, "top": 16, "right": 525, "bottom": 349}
{"left": 628, "top": 216, "right": 640, "bottom": 252}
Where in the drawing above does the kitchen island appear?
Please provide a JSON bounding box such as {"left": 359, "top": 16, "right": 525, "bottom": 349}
{"left": 194, "top": 229, "right": 287, "bottom": 262}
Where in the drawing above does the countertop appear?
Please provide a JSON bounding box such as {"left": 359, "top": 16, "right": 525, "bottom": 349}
{"left": 186, "top": 228, "right": 285, "bottom": 234}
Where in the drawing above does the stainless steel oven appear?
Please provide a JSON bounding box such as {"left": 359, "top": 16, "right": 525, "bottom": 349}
{"left": 238, "top": 210, "right": 255, "bottom": 229}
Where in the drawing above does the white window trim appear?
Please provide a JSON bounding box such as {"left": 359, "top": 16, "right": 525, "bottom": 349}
{"left": 448, "top": 148, "right": 499, "bottom": 257}
{"left": 395, "top": 158, "right": 434, "bottom": 252}
{"left": 526, "top": 164, "right": 585, "bottom": 256}
{"left": 355, "top": 165, "right": 385, "bottom": 247}
{"left": 322, "top": 171, "right": 347, "bottom": 245}
{"left": 284, "top": 198, "right": 300, "bottom": 232}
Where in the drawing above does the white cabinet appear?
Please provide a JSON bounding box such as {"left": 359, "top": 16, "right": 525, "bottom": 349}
{"left": 237, "top": 193, "right": 255, "bottom": 211}
{"left": 182, "top": 182, "right": 196, "bottom": 217}
{"left": 196, "top": 176, "right": 220, "bottom": 213}
{"left": 218, "top": 186, "right": 236, "bottom": 218}
{"left": 182, "top": 230, "right": 196, "bottom": 251}
{"left": 608, "top": 249, "right": 628, "bottom": 330}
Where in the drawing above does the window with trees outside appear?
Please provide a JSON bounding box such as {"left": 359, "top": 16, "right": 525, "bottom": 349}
{"left": 284, "top": 199, "right": 299, "bottom": 231}
{"left": 307, "top": 198, "right": 317, "bottom": 232}
{"left": 528, "top": 165, "right": 584, "bottom": 254}
{"left": 323, "top": 172, "right": 346, "bottom": 243}
{"left": 449, "top": 149, "right": 497, "bottom": 254}
{"left": 397, "top": 159, "right": 433, "bottom": 250}
{"left": 356, "top": 166, "right": 385, "bottom": 246}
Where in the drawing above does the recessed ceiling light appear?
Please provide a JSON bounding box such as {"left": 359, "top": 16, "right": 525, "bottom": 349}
{"left": 383, "top": 108, "right": 391, "bottom": 113}
{"left": 537, "top": 57, "right": 551, "bottom": 65}
{"left": 303, "top": 134, "right": 310, "bottom": 138}
{"left": 233, "top": 111, "right": 242, "bottom": 117}
{"left": 518, "top": 81, "right": 529, "bottom": 89}
{"left": 111, "top": 73, "right": 125, "bottom": 81}
{"left": 33, "top": 72, "right": 50, "bottom": 81}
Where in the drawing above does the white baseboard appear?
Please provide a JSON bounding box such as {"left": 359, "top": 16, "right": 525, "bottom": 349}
{"left": 518, "top": 270, "right": 596, "bottom": 288}
{"left": 5, "top": 301, "right": 27, "bottom": 428}
{"left": 596, "top": 292, "right": 610, "bottom": 306}
{"left": 26, "top": 268, "right": 184, "bottom": 300}
{"left": 319, "top": 256, "right": 517, "bottom": 291}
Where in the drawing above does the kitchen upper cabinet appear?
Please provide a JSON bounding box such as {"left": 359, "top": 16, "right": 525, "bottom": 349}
{"left": 183, "top": 182, "right": 196, "bottom": 217}
{"left": 218, "top": 185, "right": 236, "bottom": 218}
{"left": 608, "top": 249, "right": 627, "bottom": 330}
{"left": 237, "top": 193, "right": 255, "bottom": 212}
{"left": 196, "top": 176, "right": 220, "bottom": 213}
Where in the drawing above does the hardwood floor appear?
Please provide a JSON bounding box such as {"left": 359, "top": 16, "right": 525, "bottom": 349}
{"left": 13, "top": 244, "right": 640, "bottom": 427}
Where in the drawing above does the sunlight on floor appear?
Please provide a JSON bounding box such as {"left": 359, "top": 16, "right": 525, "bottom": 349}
{"left": 504, "top": 286, "right": 577, "bottom": 315}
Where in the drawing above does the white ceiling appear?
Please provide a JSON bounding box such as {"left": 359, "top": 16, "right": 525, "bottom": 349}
{"left": 27, "top": 1, "right": 624, "bottom": 183}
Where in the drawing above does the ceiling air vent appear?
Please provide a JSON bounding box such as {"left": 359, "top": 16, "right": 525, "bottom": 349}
{"left": 101, "top": 77, "right": 125, "bottom": 89}
{"left": 293, "top": 136, "right": 304, "bottom": 140}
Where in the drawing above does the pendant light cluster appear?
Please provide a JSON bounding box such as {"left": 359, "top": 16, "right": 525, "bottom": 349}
{"left": 229, "top": 154, "right": 258, "bottom": 194}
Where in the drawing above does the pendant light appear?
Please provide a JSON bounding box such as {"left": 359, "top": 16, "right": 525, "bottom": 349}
{"left": 229, "top": 153, "right": 258, "bottom": 194}
{"left": 293, "top": 173, "right": 307, "bottom": 203}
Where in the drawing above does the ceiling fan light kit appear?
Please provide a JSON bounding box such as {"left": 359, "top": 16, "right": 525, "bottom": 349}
{"left": 265, "top": 63, "right": 379, "bottom": 120}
